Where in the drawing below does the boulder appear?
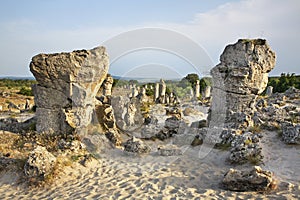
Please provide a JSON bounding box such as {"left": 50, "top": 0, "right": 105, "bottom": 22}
{"left": 30, "top": 46, "right": 109, "bottom": 135}
{"left": 24, "top": 146, "right": 57, "bottom": 181}
{"left": 223, "top": 166, "right": 276, "bottom": 192}
{"left": 281, "top": 122, "right": 300, "bottom": 144}
{"left": 229, "top": 132, "right": 263, "bottom": 164}
{"left": 123, "top": 137, "right": 151, "bottom": 154}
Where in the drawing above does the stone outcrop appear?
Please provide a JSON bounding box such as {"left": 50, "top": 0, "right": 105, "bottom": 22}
{"left": 30, "top": 46, "right": 109, "bottom": 135}
{"left": 209, "top": 39, "right": 276, "bottom": 130}
{"left": 222, "top": 166, "right": 276, "bottom": 192}
{"left": 123, "top": 137, "right": 151, "bottom": 154}
{"left": 101, "top": 74, "right": 114, "bottom": 96}
{"left": 281, "top": 122, "right": 300, "bottom": 144}
{"left": 96, "top": 74, "right": 122, "bottom": 146}
{"left": 24, "top": 146, "right": 57, "bottom": 181}
{"left": 229, "top": 132, "right": 263, "bottom": 164}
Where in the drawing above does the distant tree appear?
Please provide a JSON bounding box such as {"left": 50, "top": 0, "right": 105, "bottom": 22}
{"left": 182, "top": 73, "right": 200, "bottom": 88}
{"left": 129, "top": 80, "right": 138, "bottom": 85}
{"left": 178, "top": 78, "right": 191, "bottom": 88}
{"left": 267, "top": 73, "right": 300, "bottom": 93}
{"left": 199, "top": 78, "right": 208, "bottom": 93}
{"left": 17, "top": 87, "right": 33, "bottom": 96}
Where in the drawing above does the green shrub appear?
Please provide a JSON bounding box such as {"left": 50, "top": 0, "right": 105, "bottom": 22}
{"left": 18, "top": 87, "right": 33, "bottom": 96}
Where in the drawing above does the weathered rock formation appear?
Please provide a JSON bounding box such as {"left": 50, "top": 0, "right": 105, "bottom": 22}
{"left": 96, "top": 74, "right": 122, "bottom": 146}
{"left": 265, "top": 86, "right": 273, "bottom": 96}
{"left": 222, "top": 166, "right": 276, "bottom": 192}
{"left": 209, "top": 39, "right": 276, "bottom": 130}
{"left": 123, "top": 137, "right": 151, "bottom": 154}
{"left": 24, "top": 146, "right": 57, "bottom": 181}
{"left": 281, "top": 122, "right": 300, "bottom": 144}
{"left": 229, "top": 132, "right": 263, "bottom": 164}
{"left": 30, "top": 46, "right": 109, "bottom": 135}
{"left": 101, "top": 74, "right": 114, "bottom": 96}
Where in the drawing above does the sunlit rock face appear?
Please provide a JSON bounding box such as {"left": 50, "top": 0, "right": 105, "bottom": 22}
{"left": 30, "top": 46, "right": 109, "bottom": 134}
{"left": 209, "top": 39, "right": 276, "bottom": 129}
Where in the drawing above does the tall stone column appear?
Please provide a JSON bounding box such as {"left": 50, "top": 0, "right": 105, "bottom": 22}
{"left": 155, "top": 82, "right": 160, "bottom": 101}
{"left": 159, "top": 79, "right": 166, "bottom": 97}
{"left": 102, "top": 74, "right": 114, "bottom": 96}
{"left": 265, "top": 86, "right": 273, "bottom": 96}
{"left": 30, "top": 46, "right": 109, "bottom": 134}
{"left": 209, "top": 39, "right": 276, "bottom": 130}
{"left": 203, "top": 86, "right": 211, "bottom": 98}
{"left": 195, "top": 80, "right": 200, "bottom": 98}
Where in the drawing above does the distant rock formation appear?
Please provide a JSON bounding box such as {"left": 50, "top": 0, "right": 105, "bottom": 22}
{"left": 209, "top": 39, "right": 276, "bottom": 130}
{"left": 30, "top": 46, "right": 109, "bottom": 135}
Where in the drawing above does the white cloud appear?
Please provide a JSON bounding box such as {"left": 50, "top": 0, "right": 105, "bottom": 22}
{"left": 0, "top": 0, "right": 299, "bottom": 76}
{"left": 151, "top": 0, "right": 300, "bottom": 75}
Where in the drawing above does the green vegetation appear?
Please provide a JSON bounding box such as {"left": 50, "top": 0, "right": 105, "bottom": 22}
{"left": 17, "top": 87, "right": 33, "bottom": 96}
{"left": 0, "top": 78, "right": 36, "bottom": 89}
{"left": 267, "top": 73, "right": 300, "bottom": 93}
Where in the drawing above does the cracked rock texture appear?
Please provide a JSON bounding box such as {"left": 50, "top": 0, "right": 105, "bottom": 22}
{"left": 209, "top": 39, "right": 276, "bottom": 130}
{"left": 30, "top": 46, "right": 109, "bottom": 134}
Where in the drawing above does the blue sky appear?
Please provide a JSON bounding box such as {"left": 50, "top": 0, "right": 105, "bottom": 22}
{"left": 0, "top": 0, "right": 299, "bottom": 78}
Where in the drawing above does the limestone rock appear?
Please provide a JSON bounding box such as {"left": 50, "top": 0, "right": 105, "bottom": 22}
{"left": 229, "top": 132, "right": 263, "bottom": 164}
{"left": 223, "top": 166, "right": 275, "bottom": 192}
{"left": 24, "top": 146, "right": 57, "bottom": 181}
{"left": 123, "top": 137, "right": 151, "bottom": 154}
{"left": 157, "top": 145, "right": 182, "bottom": 156}
{"left": 209, "top": 39, "right": 276, "bottom": 130}
{"left": 102, "top": 74, "right": 114, "bottom": 96}
{"left": 281, "top": 122, "right": 300, "bottom": 144}
{"left": 30, "top": 46, "right": 109, "bottom": 135}
{"left": 105, "top": 129, "right": 122, "bottom": 146}
{"left": 265, "top": 86, "right": 273, "bottom": 96}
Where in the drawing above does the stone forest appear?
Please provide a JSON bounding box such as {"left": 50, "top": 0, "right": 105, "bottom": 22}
{"left": 0, "top": 39, "right": 299, "bottom": 199}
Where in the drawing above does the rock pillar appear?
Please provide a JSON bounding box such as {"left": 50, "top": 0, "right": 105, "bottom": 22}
{"left": 195, "top": 80, "right": 200, "bottom": 98}
{"left": 265, "top": 86, "right": 273, "bottom": 96}
{"left": 30, "top": 46, "right": 109, "bottom": 134}
{"left": 209, "top": 39, "right": 276, "bottom": 129}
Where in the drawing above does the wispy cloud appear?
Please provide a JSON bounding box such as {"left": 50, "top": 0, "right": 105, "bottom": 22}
{"left": 0, "top": 0, "right": 299, "bottom": 76}
{"left": 152, "top": 0, "right": 300, "bottom": 75}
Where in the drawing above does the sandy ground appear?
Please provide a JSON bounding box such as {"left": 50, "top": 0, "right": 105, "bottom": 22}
{"left": 0, "top": 130, "right": 299, "bottom": 200}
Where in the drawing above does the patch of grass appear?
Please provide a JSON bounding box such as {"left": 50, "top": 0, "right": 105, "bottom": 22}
{"left": 249, "top": 124, "right": 262, "bottom": 133}
{"left": 17, "top": 87, "right": 33, "bottom": 96}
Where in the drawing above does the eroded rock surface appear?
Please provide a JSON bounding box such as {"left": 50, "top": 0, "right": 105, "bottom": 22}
{"left": 24, "top": 146, "right": 56, "bottom": 181}
{"left": 123, "top": 137, "right": 151, "bottom": 154}
{"left": 209, "top": 39, "right": 276, "bottom": 130}
{"left": 281, "top": 122, "right": 300, "bottom": 144}
{"left": 30, "top": 46, "right": 109, "bottom": 134}
{"left": 223, "top": 166, "right": 276, "bottom": 192}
